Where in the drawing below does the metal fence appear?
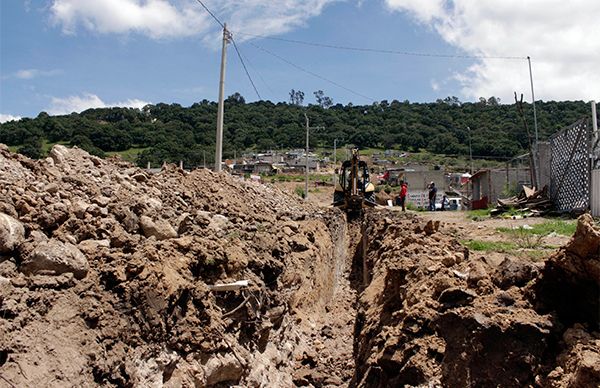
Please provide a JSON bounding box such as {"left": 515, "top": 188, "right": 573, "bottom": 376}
{"left": 549, "top": 119, "right": 591, "bottom": 211}
{"left": 592, "top": 169, "right": 600, "bottom": 217}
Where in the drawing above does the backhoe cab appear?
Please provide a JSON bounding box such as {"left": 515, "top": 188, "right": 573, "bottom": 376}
{"left": 333, "top": 149, "right": 377, "bottom": 213}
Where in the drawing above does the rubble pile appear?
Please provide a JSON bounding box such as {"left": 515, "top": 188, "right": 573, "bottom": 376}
{"left": 0, "top": 144, "right": 598, "bottom": 387}
{"left": 492, "top": 185, "right": 552, "bottom": 217}
{"left": 352, "top": 212, "right": 599, "bottom": 387}
{"left": 0, "top": 144, "right": 350, "bottom": 387}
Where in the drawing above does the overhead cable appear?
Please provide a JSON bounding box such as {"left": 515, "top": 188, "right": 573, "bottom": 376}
{"left": 236, "top": 31, "right": 527, "bottom": 60}
{"left": 248, "top": 41, "right": 374, "bottom": 102}
{"left": 231, "top": 38, "right": 262, "bottom": 100}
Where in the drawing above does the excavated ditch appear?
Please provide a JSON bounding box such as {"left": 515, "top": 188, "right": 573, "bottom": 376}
{"left": 0, "top": 144, "right": 599, "bottom": 387}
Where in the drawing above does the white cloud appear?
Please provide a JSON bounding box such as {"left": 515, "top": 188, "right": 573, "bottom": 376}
{"left": 50, "top": 0, "right": 210, "bottom": 38}
{"left": 49, "top": 0, "right": 339, "bottom": 41}
{"left": 430, "top": 79, "right": 440, "bottom": 92}
{"left": 0, "top": 114, "right": 22, "bottom": 123}
{"left": 46, "top": 93, "right": 151, "bottom": 115}
{"left": 385, "top": 0, "right": 600, "bottom": 102}
{"left": 14, "top": 69, "right": 62, "bottom": 79}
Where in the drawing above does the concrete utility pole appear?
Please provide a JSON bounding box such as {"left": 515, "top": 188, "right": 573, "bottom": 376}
{"left": 215, "top": 24, "right": 231, "bottom": 172}
{"left": 303, "top": 113, "right": 324, "bottom": 201}
{"left": 305, "top": 114, "right": 310, "bottom": 200}
{"left": 333, "top": 138, "right": 338, "bottom": 186}
{"left": 592, "top": 101, "right": 598, "bottom": 147}
{"left": 527, "top": 56, "right": 540, "bottom": 186}
{"left": 467, "top": 126, "right": 473, "bottom": 174}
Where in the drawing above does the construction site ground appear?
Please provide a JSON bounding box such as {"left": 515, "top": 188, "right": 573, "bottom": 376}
{"left": 1, "top": 147, "right": 598, "bottom": 387}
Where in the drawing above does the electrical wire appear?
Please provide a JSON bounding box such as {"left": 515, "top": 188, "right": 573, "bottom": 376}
{"left": 194, "top": 0, "right": 262, "bottom": 100}
{"left": 235, "top": 31, "right": 527, "bottom": 60}
{"left": 194, "top": 0, "right": 224, "bottom": 29}
{"left": 231, "top": 38, "right": 262, "bottom": 100}
{"left": 248, "top": 41, "right": 374, "bottom": 102}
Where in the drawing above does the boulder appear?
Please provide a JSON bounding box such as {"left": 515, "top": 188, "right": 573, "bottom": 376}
{"left": 0, "top": 212, "right": 25, "bottom": 252}
{"left": 20, "top": 239, "right": 89, "bottom": 279}
{"left": 203, "top": 354, "right": 243, "bottom": 386}
{"left": 139, "top": 216, "right": 178, "bottom": 240}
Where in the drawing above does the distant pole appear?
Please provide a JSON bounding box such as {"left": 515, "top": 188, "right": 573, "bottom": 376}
{"left": 527, "top": 56, "right": 540, "bottom": 186}
{"left": 333, "top": 138, "right": 338, "bottom": 186}
{"left": 215, "top": 24, "right": 230, "bottom": 172}
{"left": 203, "top": 151, "right": 206, "bottom": 169}
{"left": 592, "top": 100, "right": 598, "bottom": 145}
{"left": 305, "top": 113, "right": 310, "bottom": 200}
{"left": 467, "top": 126, "right": 473, "bottom": 174}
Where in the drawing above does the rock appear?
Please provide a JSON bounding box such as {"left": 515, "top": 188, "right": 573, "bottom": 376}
{"left": 44, "top": 182, "right": 59, "bottom": 194}
{"left": 49, "top": 144, "right": 70, "bottom": 165}
{"left": 209, "top": 214, "right": 229, "bottom": 232}
{"left": 0, "top": 212, "right": 25, "bottom": 252}
{"left": 203, "top": 354, "right": 243, "bottom": 386}
{"left": 494, "top": 257, "right": 538, "bottom": 289}
{"left": 139, "top": 216, "right": 178, "bottom": 240}
{"left": 437, "top": 287, "right": 477, "bottom": 308}
{"left": 92, "top": 196, "right": 111, "bottom": 207}
{"left": 72, "top": 200, "right": 90, "bottom": 219}
{"left": 20, "top": 239, "right": 89, "bottom": 279}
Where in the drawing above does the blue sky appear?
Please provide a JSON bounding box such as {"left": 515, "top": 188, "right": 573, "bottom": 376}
{"left": 1, "top": 0, "right": 599, "bottom": 121}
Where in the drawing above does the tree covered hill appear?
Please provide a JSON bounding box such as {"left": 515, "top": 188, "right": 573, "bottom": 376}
{"left": 0, "top": 95, "right": 593, "bottom": 167}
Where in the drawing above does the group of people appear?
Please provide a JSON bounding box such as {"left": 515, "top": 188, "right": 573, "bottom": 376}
{"left": 395, "top": 181, "right": 448, "bottom": 211}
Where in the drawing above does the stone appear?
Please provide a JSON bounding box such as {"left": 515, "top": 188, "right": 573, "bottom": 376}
{"left": 0, "top": 212, "right": 25, "bottom": 253}
{"left": 20, "top": 239, "right": 89, "bottom": 279}
{"left": 203, "top": 354, "right": 243, "bottom": 386}
{"left": 437, "top": 287, "right": 477, "bottom": 308}
{"left": 139, "top": 216, "right": 178, "bottom": 240}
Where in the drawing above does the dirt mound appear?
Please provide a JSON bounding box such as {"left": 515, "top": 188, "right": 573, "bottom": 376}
{"left": 1, "top": 143, "right": 598, "bottom": 387}
{"left": 0, "top": 144, "right": 349, "bottom": 387}
{"left": 351, "top": 212, "right": 600, "bottom": 387}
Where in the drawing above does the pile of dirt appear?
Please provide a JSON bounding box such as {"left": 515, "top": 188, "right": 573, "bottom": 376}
{"left": 351, "top": 211, "right": 600, "bottom": 387}
{"left": 0, "top": 144, "right": 351, "bottom": 387}
{"left": 1, "top": 143, "right": 598, "bottom": 387}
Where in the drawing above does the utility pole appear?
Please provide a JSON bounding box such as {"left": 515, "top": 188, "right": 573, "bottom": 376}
{"left": 527, "top": 56, "right": 540, "bottom": 186}
{"left": 467, "top": 126, "right": 473, "bottom": 174}
{"left": 303, "top": 113, "right": 324, "bottom": 201}
{"left": 333, "top": 138, "right": 338, "bottom": 186}
{"left": 215, "top": 24, "right": 231, "bottom": 172}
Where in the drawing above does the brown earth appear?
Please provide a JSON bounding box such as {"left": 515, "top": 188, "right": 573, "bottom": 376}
{"left": 0, "top": 144, "right": 599, "bottom": 387}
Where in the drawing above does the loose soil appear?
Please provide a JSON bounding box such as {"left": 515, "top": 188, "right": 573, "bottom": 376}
{"left": 0, "top": 144, "right": 598, "bottom": 387}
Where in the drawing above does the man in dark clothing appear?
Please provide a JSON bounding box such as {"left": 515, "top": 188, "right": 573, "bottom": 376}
{"left": 428, "top": 181, "right": 437, "bottom": 211}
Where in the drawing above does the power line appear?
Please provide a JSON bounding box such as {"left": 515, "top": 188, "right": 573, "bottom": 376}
{"left": 231, "top": 38, "right": 262, "bottom": 100}
{"left": 248, "top": 41, "right": 374, "bottom": 102}
{"left": 194, "top": 0, "right": 261, "bottom": 100}
{"left": 236, "top": 31, "right": 527, "bottom": 60}
{"left": 233, "top": 44, "right": 275, "bottom": 95}
{"left": 194, "top": 0, "right": 224, "bottom": 29}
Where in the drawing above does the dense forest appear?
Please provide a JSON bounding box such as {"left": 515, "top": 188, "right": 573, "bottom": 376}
{"left": 0, "top": 93, "right": 594, "bottom": 168}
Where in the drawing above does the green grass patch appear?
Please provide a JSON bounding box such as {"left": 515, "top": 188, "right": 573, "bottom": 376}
{"left": 462, "top": 239, "right": 517, "bottom": 252}
{"left": 106, "top": 147, "right": 149, "bottom": 163}
{"left": 497, "top": 220, "right": 576, "bottom": 237}
{"left": 466, "top": 208, "right": 491, "bottom": 221}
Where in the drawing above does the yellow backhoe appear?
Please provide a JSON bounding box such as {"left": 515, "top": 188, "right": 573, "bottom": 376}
{"left": 333, "top": 149, "right": 377, "bottom": 213}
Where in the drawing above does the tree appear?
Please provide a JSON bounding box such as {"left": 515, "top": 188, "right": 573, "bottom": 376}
{"left": 226, "top": 92, "right": 245, "bottom": 104}
{"left": 313, "top": 90, "right": 333, "bottom": 109}
{"left": 289, "top": 89, "right": 305, "bottom": 105}
{"left": 18, "top": 137, "right": 43, "bottom": 159}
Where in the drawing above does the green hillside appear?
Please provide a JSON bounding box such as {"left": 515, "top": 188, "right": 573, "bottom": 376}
{"left": 0, "top": 94, "right": 594, "bottom": 168}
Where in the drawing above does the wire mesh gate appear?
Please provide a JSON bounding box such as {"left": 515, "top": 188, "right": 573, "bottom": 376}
{"left": 549, "top": 119, "right": 591, "bottom": 211}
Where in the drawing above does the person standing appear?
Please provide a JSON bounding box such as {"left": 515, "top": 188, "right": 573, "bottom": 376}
{"left": 399, "top": 180, "right": 408, "bottom": 211}
{"left": 428, "top": 181, "right": 437, "bottom": 211}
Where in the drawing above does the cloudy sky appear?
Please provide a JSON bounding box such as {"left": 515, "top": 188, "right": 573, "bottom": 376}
{"left": 1, "top": 0, "right": 599, "bottom": 121}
